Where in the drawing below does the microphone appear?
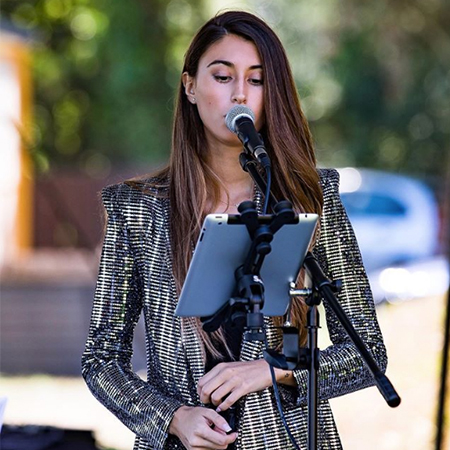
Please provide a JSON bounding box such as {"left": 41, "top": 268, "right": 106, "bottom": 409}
{"left": 225, "top": 105, "right": 271, "bottom": 169}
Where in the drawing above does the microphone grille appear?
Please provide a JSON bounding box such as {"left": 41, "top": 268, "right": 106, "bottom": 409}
{"left": 225, "top": 105, "right": 255, "bottom": 133}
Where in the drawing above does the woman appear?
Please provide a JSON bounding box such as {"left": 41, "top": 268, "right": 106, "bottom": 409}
{"left": 82, "top": 10, "right": 387, "bottom": 450}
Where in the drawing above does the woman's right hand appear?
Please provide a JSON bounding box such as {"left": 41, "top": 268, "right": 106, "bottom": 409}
{"left": 169, "top": 405, "right": 237, "bottom": 449}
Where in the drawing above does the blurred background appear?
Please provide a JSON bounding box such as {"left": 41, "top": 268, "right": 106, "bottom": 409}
{"left": 1, "top": 0, "right": 449, "bottom": 449}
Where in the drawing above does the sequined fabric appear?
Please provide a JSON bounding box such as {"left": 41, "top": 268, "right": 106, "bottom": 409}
{"left": 82, "top": 168, "right": 387, "bottom": 450}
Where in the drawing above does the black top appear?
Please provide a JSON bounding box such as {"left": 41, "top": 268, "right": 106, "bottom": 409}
{"left": 205, "top": 319, "right": 245, "bottom": 373}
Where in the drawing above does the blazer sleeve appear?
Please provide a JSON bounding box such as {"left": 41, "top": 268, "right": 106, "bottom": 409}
{"left": 292, "top": 168, "right": 388, "bottom": 403}
{"left": 81, "top": 184, "right": 183, "bottom": 449}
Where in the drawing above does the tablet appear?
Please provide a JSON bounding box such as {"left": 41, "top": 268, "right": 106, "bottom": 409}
{"left": 175, "top": 213, "right": 318, "bottom": 317}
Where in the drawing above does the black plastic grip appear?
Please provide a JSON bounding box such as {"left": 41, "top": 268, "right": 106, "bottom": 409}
{"left": 375, "top": 372, "right": 401, "bottom": 407}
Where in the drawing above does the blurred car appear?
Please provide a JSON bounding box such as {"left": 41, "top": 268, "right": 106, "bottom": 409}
{"left": 337, "top": 167, "right": 446, "bottom": 304}
{"left": 369, "top": 256, "right": 449, "bottom": 304}
{"left": 337, "top": 167, "right": 440, "bottom": 272}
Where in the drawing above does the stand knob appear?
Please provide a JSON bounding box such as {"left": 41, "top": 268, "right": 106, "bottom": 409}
{"left": 238, "top": 200, "right": 257, "bottom": 213}
{"left": 273, "top": 200, "right": 293, "bottom": 213}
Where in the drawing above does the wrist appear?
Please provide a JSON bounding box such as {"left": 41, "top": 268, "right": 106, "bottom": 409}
{"left": 274, "top": 367, "right": 296, "bottom": 386}
{"left": 169, "top": 405, "right": 191, "bottom": 436}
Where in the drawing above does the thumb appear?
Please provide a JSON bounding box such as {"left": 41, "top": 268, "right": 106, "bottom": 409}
{"left": 204, "top": 409, "right": 234, "bottom": 434}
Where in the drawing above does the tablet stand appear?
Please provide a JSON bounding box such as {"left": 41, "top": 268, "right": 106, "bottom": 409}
{"left": 201, "top": 199, "right": 297, "bottom": 342}
{"left": 202, "top": 151, "right": 401, "bottom": 450}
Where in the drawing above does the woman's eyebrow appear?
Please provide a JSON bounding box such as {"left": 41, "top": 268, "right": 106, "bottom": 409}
{"left": 206, "top": 59, "right": 262, "bottom": 70}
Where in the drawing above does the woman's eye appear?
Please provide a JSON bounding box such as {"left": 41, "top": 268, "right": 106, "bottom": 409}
{"left": 214, "top": 75, "right": 231, "bottom": 82}
{"left": 249, "top": 78, "right": 263, "bottom": 86}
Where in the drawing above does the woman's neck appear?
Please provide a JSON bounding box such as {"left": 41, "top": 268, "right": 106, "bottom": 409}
{"left": 206, "top": 144, "right": 254, "bottom": 213}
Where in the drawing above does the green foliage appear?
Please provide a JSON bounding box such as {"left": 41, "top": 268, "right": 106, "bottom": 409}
{"left": 3, "top": 0, "right": 450, "bottom": 182}
{"left": 245, "top": 0, "right": 450, "bottom": 181}
{"left": 2, "top": 0, "right": 205, "bottom": 173}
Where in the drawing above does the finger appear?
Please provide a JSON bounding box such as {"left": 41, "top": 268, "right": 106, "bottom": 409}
{"left": 199, "top": 362, "right": 229, "bottom": 386}
{"left": 210, "top": 380, "right": 236, "bottom": 407}
{"left": 203, "top": 408, "right": 235, "bottom": 434}
{"left": 199, "top": 375, "right": 230, "bottom": 405}
{"left": 197, "top": 427, "right": 237, "bottom": 448}
{"left": 187, "top": 410, "right": 237, "bottom": 450}
{"left": 216, "top": 389, "right": 242, "bottom": 412}
{"left": 198, "top": 381, "right": 216, "bottom": 405}
{"left": 198, "top": 363, "right": 227, "bottom": 397}
{"left": 198, "top": 363, "right": 221, "bottom": 385}
{"left": 187, "top": 435, "right": 232, "bottom": 450}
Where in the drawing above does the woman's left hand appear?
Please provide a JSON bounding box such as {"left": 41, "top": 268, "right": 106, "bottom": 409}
{"left": 197, "top": 359, "right": 277, "bottom": 412}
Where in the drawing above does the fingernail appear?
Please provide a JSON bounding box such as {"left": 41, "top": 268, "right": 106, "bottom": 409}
{"left": 221, "top": 423, "right": 232, "bottom": 433}
{"left": 216, "top": 406, "right": 221, "bottom": 412}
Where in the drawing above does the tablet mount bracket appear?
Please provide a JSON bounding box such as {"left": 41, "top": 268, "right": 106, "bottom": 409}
{"left": 201, "top": 199, "right": 296, "bottom": 342}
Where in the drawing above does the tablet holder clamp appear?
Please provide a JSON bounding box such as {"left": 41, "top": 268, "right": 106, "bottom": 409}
{"left": 201, "top": 199, "right": 296, "bottom": 343}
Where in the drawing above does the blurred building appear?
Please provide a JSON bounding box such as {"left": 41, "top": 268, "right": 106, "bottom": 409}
{"left": 0, "top": 22, "right": 95, "bottom": 377}
{"left": 0, "top": 20, "right": 33, "bottom": 268}
{"left": 0, "top": 25, "right": 144, "bottom": 375}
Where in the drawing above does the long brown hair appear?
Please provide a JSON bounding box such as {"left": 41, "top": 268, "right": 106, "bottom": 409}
{"left": 139, "top": 11, "right": 323, "bottom": 357}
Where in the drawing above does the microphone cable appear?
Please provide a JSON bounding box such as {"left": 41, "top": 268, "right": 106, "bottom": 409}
{"left": 263, "top": 335, "right": 302, "bottom": 450}
{"left": 262, "top": 165, "right": 272, "bottom": 215}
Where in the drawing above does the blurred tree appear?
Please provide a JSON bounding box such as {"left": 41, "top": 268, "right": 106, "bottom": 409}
{"left": 1, "top": 0, "right": 206, "bottom": 174}
{"left": 245, "top": 0, "right": 450, "bottom": 183}
{"left": 3, "top": 0, "right": 449, "bottom": 182}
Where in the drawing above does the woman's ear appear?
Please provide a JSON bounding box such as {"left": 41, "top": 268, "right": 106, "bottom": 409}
{"left": 182, "top": 72, "right": 196, "bottom": 104}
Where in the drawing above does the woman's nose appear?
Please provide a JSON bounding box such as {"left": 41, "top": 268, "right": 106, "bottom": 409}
{"left": 232, "top": 93, "right": 246, "bottom": 104}
{"left": 232, "top": 82, "right": 247, "bottom": 104}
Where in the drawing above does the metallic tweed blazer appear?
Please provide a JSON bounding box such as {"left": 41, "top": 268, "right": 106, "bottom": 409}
{"left": 82, "top": 168, "right": 387, "bottom": 450}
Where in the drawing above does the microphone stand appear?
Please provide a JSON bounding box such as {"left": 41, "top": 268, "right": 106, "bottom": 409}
{"left": 237, "top": 152, "right": 401, "bottom": 450}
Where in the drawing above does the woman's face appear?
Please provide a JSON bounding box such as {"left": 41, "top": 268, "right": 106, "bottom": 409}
{"left": 183, "top": 34, "right": 265, "bottom": 151}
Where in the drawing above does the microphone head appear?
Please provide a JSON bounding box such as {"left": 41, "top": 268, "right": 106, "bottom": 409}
{"left": 225, "top": 105, "right": 255, "bottom": 133}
